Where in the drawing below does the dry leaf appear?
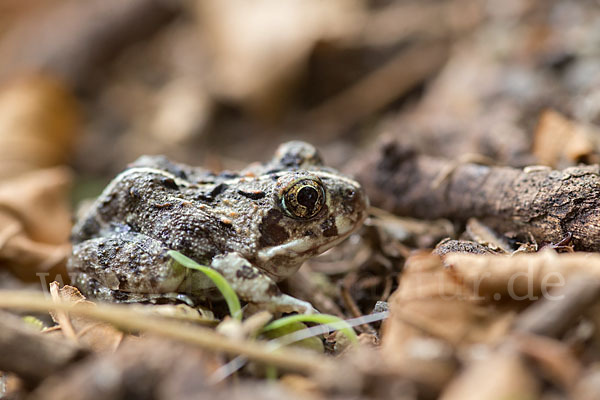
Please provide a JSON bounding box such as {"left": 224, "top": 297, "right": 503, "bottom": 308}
{"left": 440, "top": 348, "right": 539, "bottom": 400}
{"left": 46, "top": 283, "right": 124, "bottom": 353}
{"left": 0, "top": 75, "right": 79, "bottom": 179}
{"left": 444, "top": 251, "right": 600, "bottom": 297}
{"left": 572, "top": 366, "right": 600, "bottom": 400}
{"left": 383, "top": 254, "right": 514, "bottom": 349}
{"left": 381, "top": 254, "right": 513, "bottom": 393}
{"left": 0, "top": 76, "right": 77, "bottom": 282}
{"left": 533, "top": 109, "right": 598, "bottom": 167}
{"left": 0, "top": 167, "right": 72, "bottom": 281}
{"left": 196, "top": 0, "right": 364, "bottom": 118}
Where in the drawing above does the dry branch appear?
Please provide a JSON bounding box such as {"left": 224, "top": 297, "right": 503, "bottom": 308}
{"left": 357, "top": 140, "right": 600, "bottom": 251}
{"left": 0, "top": 291, "right": 334, "bottom": 375}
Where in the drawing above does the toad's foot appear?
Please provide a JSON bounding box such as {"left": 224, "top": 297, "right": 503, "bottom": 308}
{"left": 209, "top": 253, "right": 317, "bottom": 314}
{"left": 262, "top": 294, "right": 317, "bottom": 314}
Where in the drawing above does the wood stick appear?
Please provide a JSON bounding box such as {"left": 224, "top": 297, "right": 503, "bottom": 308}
{"left": 0, "top": 291, "right": 334, "bottom": 375}
{"left": 357, "top": 139, "right": 600, "bottom": 251}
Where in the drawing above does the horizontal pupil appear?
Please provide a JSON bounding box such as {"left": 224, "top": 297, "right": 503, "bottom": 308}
{"left": 297, "top": 186, "right": 318, "bottom": 209}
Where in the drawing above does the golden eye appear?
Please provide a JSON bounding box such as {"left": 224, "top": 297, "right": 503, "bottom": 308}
{"left": 281, "top": 179, "right": 325, "bottom": 219}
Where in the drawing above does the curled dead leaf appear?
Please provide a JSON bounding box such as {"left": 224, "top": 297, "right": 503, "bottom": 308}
{"left": 381, "top": 254, "right": 512, "bottom": 394}
{"left": 533, "top": 109, "right": 599, "bottom": 167}
{"left": 444, "top": 251, "right": 600, "bottom": 298}
{"left": 0, "top": 167, "right": 72, "bottom": 281}
{"left": 0, "top": 75, "right": 79, "bottom": 178}
{"left": 46, "top": 282, "right": 124, "bottom": 353}
{"left": 439, "top": 348, "right": 539, "bottom": 400}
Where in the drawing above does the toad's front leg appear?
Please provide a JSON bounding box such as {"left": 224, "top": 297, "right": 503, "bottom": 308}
{"left": 204, "top": 253, "right": 316, "bottom": 314}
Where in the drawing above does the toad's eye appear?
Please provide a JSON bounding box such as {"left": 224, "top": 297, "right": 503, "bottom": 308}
{"left": 281, "top": 179, "right": 325, "bottom": 219}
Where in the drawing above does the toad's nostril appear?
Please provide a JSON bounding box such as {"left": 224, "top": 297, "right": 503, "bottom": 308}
{"left": 344, "top": 188, "right": 356, "bottom": 198}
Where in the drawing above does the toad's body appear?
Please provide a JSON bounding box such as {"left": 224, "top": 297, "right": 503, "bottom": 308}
{"left": 68, "top": 141, "right": 368, "bottom": 313}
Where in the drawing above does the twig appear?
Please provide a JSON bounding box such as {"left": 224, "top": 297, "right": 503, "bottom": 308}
{"left": 0, "top": 290, "right": 333, "bottom": 375}
{"left": 49, "top": 282, "right": 78, "bottom": 343}
{"left": 340, "top": 285, "right": 376, "bottom": 335}
{"left": 210, "top": 311, "right": 389, "bottom": 383}
{"left": 381, "top": 275, "right": 393, "bottom": 301}
{"left": 358, "top": 140, "right": 600, "bottom": 251}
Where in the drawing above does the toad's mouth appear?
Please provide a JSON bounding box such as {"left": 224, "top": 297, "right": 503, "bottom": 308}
{"left": 256, "top": 212, "right": 366, "bottom": 264}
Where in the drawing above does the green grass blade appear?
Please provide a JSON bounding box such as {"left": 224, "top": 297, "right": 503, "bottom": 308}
{"left": 262, "top": 314, "right": 358, "bottom": 344}
{"left": 265, "top": 365, "right": 278, "bottom": 380}
{"left": 168, "top": 250, "right": 242, "bottom": 320}
{"left": 22, "top": 315, "right": 44, "bottom": 331}
{"left": 261, "top": 320, "right": 324, "bottom": 353}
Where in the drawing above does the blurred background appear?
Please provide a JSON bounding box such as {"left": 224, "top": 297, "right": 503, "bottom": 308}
{"left": 0, "top": 0, "right": 599, "bottom": 282}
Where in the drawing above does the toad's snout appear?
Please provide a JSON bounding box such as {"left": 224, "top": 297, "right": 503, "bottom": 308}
{"left": 345, "top": 183, "right": 369, "bottom": 214}
{"left": 334, "top": 183, "right": 369, "bottom": 236}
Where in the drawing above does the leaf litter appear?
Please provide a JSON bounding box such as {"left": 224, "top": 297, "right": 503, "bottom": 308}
{"left": 2, "top": 0, "right": 600, "bottom": 399}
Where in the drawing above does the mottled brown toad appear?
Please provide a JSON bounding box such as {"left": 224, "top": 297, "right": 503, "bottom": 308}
{"left": 68, "top": 141, "right": 368, "bottom": 313}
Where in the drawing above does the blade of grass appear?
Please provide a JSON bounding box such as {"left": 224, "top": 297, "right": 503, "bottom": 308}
{"left": 262, "top": 314, "right": 358, "bottom": 344}
{"left": 168, "top": 250, "right": 242, "bottom": 320}
{"left": 0, "top": 290, "right": 334, "bottom": 375}
{"left": 210, "top": 312, "right": 390, "bottom": 383}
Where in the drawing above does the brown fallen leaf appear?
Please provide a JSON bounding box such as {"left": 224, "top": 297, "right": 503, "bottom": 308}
{"left": 196, "top": 0, "right": 364, "bottom": 119}
{"left": 439, "top": 346, "right": 540, "bottom": 400}
{"left": 0, "top": 75, "right": 79, "bottom": 179}
{"left": 444, "top": 251, "right": 600, "bottom": 298}
{"left": 381, "top": 253, "right": 513, "bottom": 395}
{"left": 0, "top": 167, "right": 72, "bottom": 281}
{"left": 572, "top": 366, "right": 600, "bottom": 400}
{"left": 382, "top": 251, "right": 600, "bottom": 398}
{"left": 533, "top": 109, "right": 599, "bottom": 167}
{"left": 383, "top": 253, "right": 514, "bottom": 348}
{"left": 45, "top": 282, "right": 124, "bottom": 353}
